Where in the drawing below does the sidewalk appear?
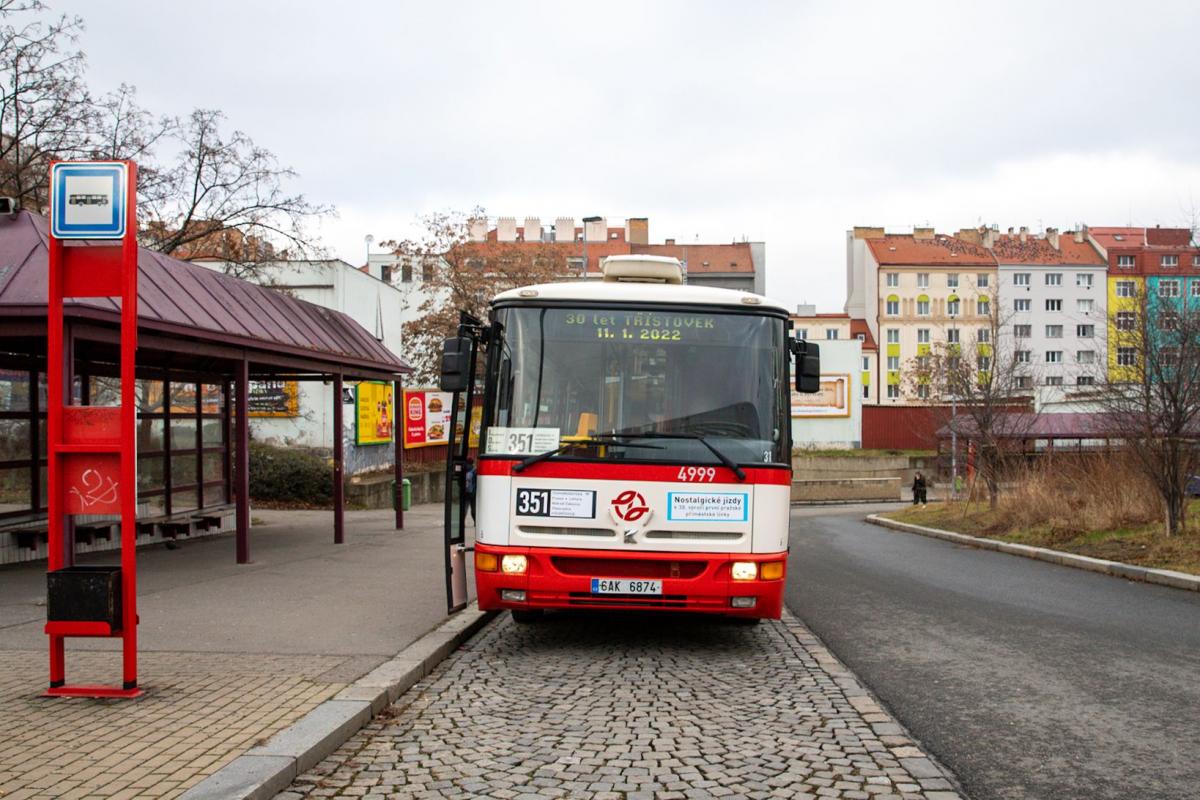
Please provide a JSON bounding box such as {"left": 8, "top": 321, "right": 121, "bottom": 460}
{"left": 0, "top": 504, "right": 464, "bottom": 799}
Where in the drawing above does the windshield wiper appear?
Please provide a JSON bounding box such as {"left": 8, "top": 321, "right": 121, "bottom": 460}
{"left": 512, "top": 438, "right": 663, "bottom": 473}
{"left": 591, "top": 432, "right": 747, "bottom": 481}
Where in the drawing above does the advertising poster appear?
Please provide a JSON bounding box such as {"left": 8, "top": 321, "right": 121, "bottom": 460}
{"left": 402, "top": 389, "right": 451, "bottom": 448}
{"left": 249, "top": 381, "right": 300, "bottom": 417}
{"left": 791, "top": 374, "right": 850, "bottom": 418}
{"left": 356, "top": 381, "right": 395, "bottom": 445}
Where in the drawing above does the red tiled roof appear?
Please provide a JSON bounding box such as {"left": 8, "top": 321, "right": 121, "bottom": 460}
{"left": 988, "top": 234, "right": 1104, "bottom": 265}
{"left": 1146, "top": 227, "right": 1193, "bottom": 247}
{"left": 631, "top": 242, "right": 754, "bottom": 274}
{"left": 1089, "top": 226, "right": 1145, "bottom": 249}
{"left": 850, "top": 318, "right": 877, "bottom": 350}
{"left": 866, "top": 235, "right": 995, "bottom": 266}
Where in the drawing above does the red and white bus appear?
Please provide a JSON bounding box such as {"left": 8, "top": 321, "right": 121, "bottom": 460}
{"left": 439, "top": 255, "right": 819, "bottom": 620}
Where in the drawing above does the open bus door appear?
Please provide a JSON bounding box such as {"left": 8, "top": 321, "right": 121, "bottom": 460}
{"left": 439, "top": 312, "right": 485, "bottom": 613}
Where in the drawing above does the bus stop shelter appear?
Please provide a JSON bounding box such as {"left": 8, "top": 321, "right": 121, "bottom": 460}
{"left": 0, "top": 210, "right": 411, "bottom": 565}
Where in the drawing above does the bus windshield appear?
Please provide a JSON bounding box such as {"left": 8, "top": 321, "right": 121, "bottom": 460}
{"left": 485, "top": 305, "right": 790, "bottom": 465}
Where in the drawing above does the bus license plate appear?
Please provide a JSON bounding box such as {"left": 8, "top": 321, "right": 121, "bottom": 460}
{"left": 590, "top": 578, "right": 662, "bottom": 595}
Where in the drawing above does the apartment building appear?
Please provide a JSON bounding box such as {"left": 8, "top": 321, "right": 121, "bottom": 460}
{"left": 791, "top": 305, "right": 877, "bottom": 402}
{"left": 1089, "top": 226, "right": 1200, "bottom": 381}
{"left": 991, "top": 227, "right": 1107, "bottom": 391}
{"left": 847, "top": 227, "right": 997, "bottom": 404}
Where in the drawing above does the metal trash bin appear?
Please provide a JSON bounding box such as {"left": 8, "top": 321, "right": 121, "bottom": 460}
{"left": 47, "top": 565, "right": 122, "bottom": 630}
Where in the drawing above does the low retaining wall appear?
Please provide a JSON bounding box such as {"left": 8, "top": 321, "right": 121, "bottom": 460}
{"left": 346, "top": 470, "right": 445, "bottom": 510}
{"left": 792, "top": 477, "right": 901, "bottom": 503}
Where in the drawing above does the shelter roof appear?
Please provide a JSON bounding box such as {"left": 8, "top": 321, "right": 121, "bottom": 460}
{"left": 0, "top": 212, "right": 410, "bottom": 377}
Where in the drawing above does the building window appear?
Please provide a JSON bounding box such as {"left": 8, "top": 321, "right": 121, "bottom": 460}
{"left": 1117, "top": 255, "right": 1135, "bottom": 269}
{"left": 857, "top": 333, "right": 866, "bottom": 341}
{"left": 976, "top": 297, "right": 990, "bottom": 315}
{"left": 948, "top": 356, "right": 962, "bottom": 371}
{"left": 1015, "top": 350, "right": 1031, "bottom": 363}
{"left": 887, "top": 328, "right": 900, "bottom": 344}
{"left": 887, "top": 356, "right": 900, "bottom": 370}
{"left": 826, "top": 329, "right": 839, "bottom": 340}
{"left": 917, "top": 328, "right": 930, "bottom": 344}
{"left": 422, "top": 261, "right": 435, "bottom": 281}
{"left": 862, "top": 357, "right": 870, "bottom": 371}
{"left": 977, "top": 328, "right": 991, "bottom": 344}
{"left": 1075, "top": 273, "right": 1092, "bottom": 288}
{"left": 863, "top": 384, "right": 870, "bottom": 399}
{"left": 1117, "top": 347, "right": 1137, "bottom": 367}
{"left": 917, "top": 273, "right": 929, "bottom": 288}
{"left": 977, "top": 274, "right": 990, "bottom": 288}
{"left": 886, "top": 272, "right": 899, "bottom": 287}
{"left": 1016, "top": 375, "right": 1033, "bottom": 389}
{"left": 1077, "top": 350, "right": 1095, "bottom": 364}
{"left": 1161, "top": 311, "right": 1180, "bottom": 332}
{"left": 917, "top": 384, "right": 930, "bottom": 400}
{"left": 1045, "top": 273, "right": 1062, "bottom": 286}
{"left": 1045, "top": 351, "right": 1063, "bottom": 363}
{"left": 947, "top": 273, "right": 959, "bottom": 288}
{"left": 977, "top": 355, "right": 991, "bottom": 371}
{"left": 886, "top": 298, "right": 899, "bottom": 315}
{"left": 1076, "top": 324, "right": 1095, "bottom": 338}
{"left": 1046, "top": 325, "right": 1063, "bottom": 338}
{"left": 1116, "top": 311, "right": 1136, "bottom": 331}
{"left": 1045, "top": 298, "right": 1062, "bottom": 311}
{"left": 1015, "top": 299, "right": 1031, "bottom": 312}
{"left": 1158, "top": 279, "right": 1181, "bottom": 298}
{"left": 947, "top": 298, "right": 960, "bottom": 316}
{"left": 887, "top": 384, "right": 900, "bottom": 399}
{"left": 1193, "top": 255, "right": 1200, "bottom": 267}
{"left": 1192, "top": 282, "right": 1200, "bottom": 298}
{"left": 1116, "top": 280, "right": 1136, "bottom": 298}
{"left": 1162, "top": 255, "right": 1179, "bottom": 268}
{"left": 947, "top": 328, "right": 960, "bottom": 344}
{"left": 796, "top": 328, "right": 808, "bottom": 340}
{"left": 1077, "top": 298, "right": 1094, "bottom": 313}
{"left": 917, "top": 298, "right": 930, "bottom": 315}
{"left": 1045, "top": 375, "right": 1063, "bottom": 386}
{"left": 1014, "top": 324, "right": 1032, "bottom": 338}
{"left": 1077, "top": 375, "right": 1095, "bottom": 386}
{"left": 1014, "top": 272, "right": 1031, "bottom": 286}
{"left": 401, "top": 263, "right": 413, "bottom": 282}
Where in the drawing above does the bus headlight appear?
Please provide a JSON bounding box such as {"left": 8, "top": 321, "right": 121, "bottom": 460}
{"left": 731, "top": 561, "right": 757, "bottom": 581}
{"left": 501, "top": 554, "right": 528, "bottom": 575}
{"left": 475, "top": 552, "right": 498, "bottom": 572}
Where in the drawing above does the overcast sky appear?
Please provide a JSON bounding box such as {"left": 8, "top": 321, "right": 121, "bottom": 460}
{"left": 54, "top": 0, "right": 1200, "bottom": 310}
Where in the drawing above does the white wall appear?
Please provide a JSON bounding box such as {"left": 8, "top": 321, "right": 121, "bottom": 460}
{"left": 791, "top": 339, "right": 863, "bottom": 449}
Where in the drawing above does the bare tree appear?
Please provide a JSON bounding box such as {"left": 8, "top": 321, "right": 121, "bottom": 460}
{"left": 905, "top": 296, "right": 1038, "bottom": 509}
{"left": 385, "top": 210, "right": 570, "bottom": 383}
{"left": 1096, "top": 284, "right": 1200, "bottom": 536}
{"left": 0, "top": 1, "right": 92, "bottom": 210}
{"left": 139, "top": 109, "right": 332, "bottom": 275}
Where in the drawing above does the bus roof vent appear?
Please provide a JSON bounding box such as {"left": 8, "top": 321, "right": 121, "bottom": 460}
{"left": 600, "top": 255, "right": 684, "bottom": 284}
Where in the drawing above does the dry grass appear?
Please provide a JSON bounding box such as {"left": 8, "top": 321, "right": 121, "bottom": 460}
{"left": 888, "top": 455, "right": 1200, "bottom": 576}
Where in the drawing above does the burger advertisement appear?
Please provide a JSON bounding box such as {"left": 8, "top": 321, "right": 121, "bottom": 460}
{"left": 402, "top": 389, "right": 481, "bottom": 449}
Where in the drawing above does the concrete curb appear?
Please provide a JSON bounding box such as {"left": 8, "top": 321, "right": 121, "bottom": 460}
{"left": 180, "top": 603, "right": 497, "bottom": 800}
{"left": 867, "top": 514, "right": 1200, "bottom": 592}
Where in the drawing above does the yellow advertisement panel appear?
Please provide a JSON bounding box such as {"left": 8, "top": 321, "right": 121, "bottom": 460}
{"left": 356, "top": 381, "right": 395, "bottom": 445}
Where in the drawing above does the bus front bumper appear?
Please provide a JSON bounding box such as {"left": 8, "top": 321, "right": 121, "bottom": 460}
{"left": 474, "top": 543, "right": 786, "bottom": 619}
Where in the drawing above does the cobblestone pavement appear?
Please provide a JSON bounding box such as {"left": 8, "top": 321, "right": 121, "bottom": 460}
{"left": 0, "top": 650, "right": 346, "bottom": 799}
{"left": 281, "top": 612, "right": 963, "bottom": 800}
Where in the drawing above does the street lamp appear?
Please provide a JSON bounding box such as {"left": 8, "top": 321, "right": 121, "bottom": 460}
{"left": 364, "top": 234, "right": 374, "bottom": 271}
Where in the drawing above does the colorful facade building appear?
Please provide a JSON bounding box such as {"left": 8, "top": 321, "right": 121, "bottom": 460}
{"left": 845, "top": 227, "right": 997, "bottom": 404}
{"left": 791, "top": 307, "right": 877, "bottom": 403}
{"left": 1088, "top": 226, "right": 1200, "bottom": 382}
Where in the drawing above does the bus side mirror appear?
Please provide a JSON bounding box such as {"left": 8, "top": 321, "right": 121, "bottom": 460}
{"left": 794, "top": 339, "right": 820, "bottom": 393}
{"left": 439, "top": 336, "right": 472, "bottom": 392}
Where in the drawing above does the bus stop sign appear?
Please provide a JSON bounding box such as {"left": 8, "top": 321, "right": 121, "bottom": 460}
{"left": 50, "top": 161, "right": 129, "bottom": 239}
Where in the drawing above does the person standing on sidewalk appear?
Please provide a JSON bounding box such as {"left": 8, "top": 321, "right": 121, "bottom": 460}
{"left": 912, "top": 471, "right": 928, "bottom": 507}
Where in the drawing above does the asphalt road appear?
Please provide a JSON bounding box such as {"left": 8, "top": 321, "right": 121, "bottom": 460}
{"left": 785, "top": 504, "right": 1200, "bottom": 800}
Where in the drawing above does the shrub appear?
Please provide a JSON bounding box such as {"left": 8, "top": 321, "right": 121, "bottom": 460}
{"left": 249, "top": 442, "right": 333, "bottom": 505}
{"left": 987, "top": 453, "right": 1160, "bottom": 538}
